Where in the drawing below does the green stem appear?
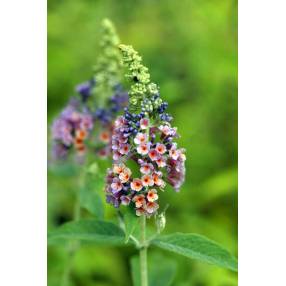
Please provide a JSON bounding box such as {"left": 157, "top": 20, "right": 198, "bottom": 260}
{"left": 139, "top": 215, "right": 148, "bottom": 286}
{"left": 60, "top": 167, "right": 84, "bottom": 286}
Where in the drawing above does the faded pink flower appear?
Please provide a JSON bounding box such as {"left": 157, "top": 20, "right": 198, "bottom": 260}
{"left": 134, "top": 132, "right": 147, "bottom": 145}
{"left": 140, "top": 118, "right": 149, "bottom": 130}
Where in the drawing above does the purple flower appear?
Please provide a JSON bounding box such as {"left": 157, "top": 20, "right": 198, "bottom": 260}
{"left": 52, "top": 143, "right": 69, "bottom": 160}
{"left": 166, "top": 151, "right": 186, "bottom": 192}
{"left": 80, "top": 113, "right": 93, "bottom": 130}
{"left": 76, "top": 79, "right": 95, "bottom": 102}
{"left": 51, "top": 100, "right": 94, "bottom": 160}
{"left": 51, "top": 118, "right": 73, "bottom": 146}
{"left": 120, "top": 195, "right": 131, "bottom": 205}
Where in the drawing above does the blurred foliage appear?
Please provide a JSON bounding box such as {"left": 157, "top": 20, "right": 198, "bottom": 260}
{"left": 48, "top": 0, "right": 237, "bottom": 285}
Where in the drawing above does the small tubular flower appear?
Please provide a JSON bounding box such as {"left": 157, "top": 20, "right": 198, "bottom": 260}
{"left": 131, "top": 179, "right": 143, "bottom": 192}
{"left": 111, "top": 178, "right": 123, "bottom": 193}
{"left": 147, "top": 189, "right": 158, "bottom": 202}
{"left": 156, "top": 143, "right": 167, "bottom": 155}
{"left": 119, "top": 168, "right": 131, "bottom": 183}
{"left": 137, "top": 143, "right": 150, "bottom": 155}
{"left": 140, "top": 162, "right": 154, "bottom": 174}
{"left": 133, "top": 194, "right": 146, "bottom": 208}
{"left": 134, "top": 133, "right": 147, "bottom": 145}
{"left": 141, "top": 174, "right": 154, "bottom": 187}
{"left": 148, "top": 149, "right": 160, "bottom": 161}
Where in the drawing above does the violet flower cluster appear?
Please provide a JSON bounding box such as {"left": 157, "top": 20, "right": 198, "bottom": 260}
{"left": 93, "top": 85, "right": 128, "bottom": 158}
{"left": 105, "top": 103, "right": 186, "bottom": 216}
{"left": 51, "top": 97, "right": 93, "bottom": 160}
{"left": 51, "top": 82, "right": 128, "bottom": 160}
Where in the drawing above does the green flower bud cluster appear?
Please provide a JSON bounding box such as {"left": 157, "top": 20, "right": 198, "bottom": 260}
{"left": 93, "top": 19, "right": 123, "bottom": 107}
{"left": 118, "top": 45, "right": 159, "bottom": 113}
{"left": 141, "top": 96, "right": 163, "bottom": 114}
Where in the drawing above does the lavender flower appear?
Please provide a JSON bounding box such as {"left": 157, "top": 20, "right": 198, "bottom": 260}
{"left": 51, "top": 99, "right": 94, "bottom": 160}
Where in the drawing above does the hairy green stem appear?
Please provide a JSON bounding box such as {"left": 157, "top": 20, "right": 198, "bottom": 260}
{"left": 139, "top": 215, "right": 148, "bottom": 286}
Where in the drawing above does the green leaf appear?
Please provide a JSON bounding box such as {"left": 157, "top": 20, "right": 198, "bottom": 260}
{"left": 85, "top": 164, "right": 106, "bottom": 194}
{"left": 48, "top": 163, "right": 79, "bottom": 177}
{"left": 48, "top": 219, "right": 125, "bottom": 245}
{"left": 121, "top": 206, "right": 139, "bottom": 243}
{"left": 152, "top": 233, "right": 237, "bottom": 271}
{"left": 80, "top": 162, "right": 106, "bottom": 218}
{"left": 130, "top": 254, "right": 177, "bottom": 286}
{"left": 80, "top": 188, "right": 104, "bottom": 219}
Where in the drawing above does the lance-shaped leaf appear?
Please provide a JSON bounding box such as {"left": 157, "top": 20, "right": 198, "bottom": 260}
{"left": 48, "top": 219, "right": 125, "bottom": 245}
{"left": 121, "top": 206, "right": 139, "bottom": 243}
{"left": 79, "top": 161, "right": 107, "bottom": 218}
{"left": 152, "top": 233, "right": 237, "bottom": 271}
{"left": 80, "top": 190, "right": 104, "bottom": 219}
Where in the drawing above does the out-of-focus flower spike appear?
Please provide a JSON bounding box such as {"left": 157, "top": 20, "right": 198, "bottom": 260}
{"left": 93, "top": 19, "right": 123, "bottom": 107}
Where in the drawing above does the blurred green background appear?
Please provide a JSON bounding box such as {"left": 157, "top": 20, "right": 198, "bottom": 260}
{"left": 48, "top": 0, "right": 237, "bottom": 285}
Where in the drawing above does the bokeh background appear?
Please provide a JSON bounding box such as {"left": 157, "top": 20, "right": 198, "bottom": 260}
{"left": 48, "top": 0, "right": 237, "bottom": 285}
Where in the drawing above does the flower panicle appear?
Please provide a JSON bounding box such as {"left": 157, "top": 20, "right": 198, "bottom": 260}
{"left": 106, "top": 45, "right": 186, "bottom": 217}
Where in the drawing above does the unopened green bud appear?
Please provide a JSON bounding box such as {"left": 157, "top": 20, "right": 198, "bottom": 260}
{"left": 148, "top": 83, "right": 159, "bottom": 95}
{"left": 155, "top": 212, "right": 166, "bottom": 233}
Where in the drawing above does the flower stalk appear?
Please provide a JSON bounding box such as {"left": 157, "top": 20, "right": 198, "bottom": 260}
{"left": 139, "top": 215, "right": 148, "bottom": 286}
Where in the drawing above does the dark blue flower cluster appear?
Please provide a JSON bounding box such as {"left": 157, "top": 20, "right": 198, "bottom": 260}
{"left": 140, "top": 94, "right": 173, "bottom": 123}
{"left": 122, "top": 108, "right": 145, "bottom": 136}
{"left": 120, "top": 93, "right": 173, "bottom": 139}
{"left": 95, "top": 85, "right": 128, "bottom": 125}
{"left": 76, "top": 79, "right": 96, "bottom": 102}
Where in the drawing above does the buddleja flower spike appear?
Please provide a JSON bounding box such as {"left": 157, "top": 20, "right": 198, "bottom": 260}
{"left": 51, "top": 19, "right": 128, "bottom": 161}
{"left": 105, "top": 45, "right": 186, "bottom": 217}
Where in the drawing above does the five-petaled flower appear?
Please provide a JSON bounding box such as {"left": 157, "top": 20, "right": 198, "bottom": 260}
{"left": 131, "top": 178, "right": 143, "bottom": 192}
{"left": 133, "top": 194, "right": 146, "bottom": 208}
{"left": 141, "top": 175, "right": 154, "bottom": 187}
{"left": 134, "top": 133, "right": 147, "bottom": 145}
{"left": 137, "top": 143, "right": 150, "bottom": 155}
{"left": 147, "top": 189, "right": 158, "bottom": 202}
{"left": 148, "top": 149, "right": 159, "bottom": 161}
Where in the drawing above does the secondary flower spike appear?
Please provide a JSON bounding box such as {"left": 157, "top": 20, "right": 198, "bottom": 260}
{"left": 51, "top": 19, "right": 128, "bottom": 161}
{"left": 105, "top": 45, "right": 186, "bottom": 217}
